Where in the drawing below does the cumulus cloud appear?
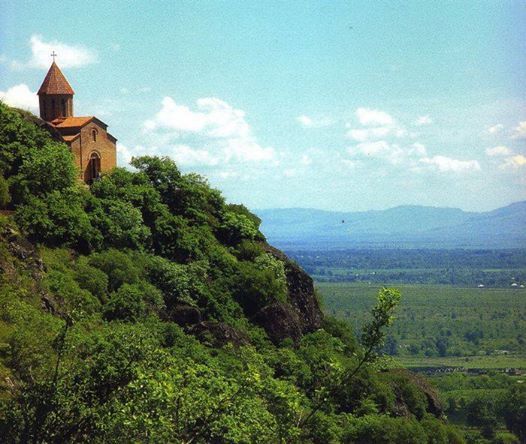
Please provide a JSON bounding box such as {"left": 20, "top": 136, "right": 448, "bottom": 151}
{"left": 296, "top": 114, "right": 333, "bottom": 128}
{"left": 348, "top": 141, "right": 428, "bottom": 166}
{"left": 142, "top": 96, "right": 276, "bottom": 166}
{"left": 0, "top": 83, "right": 38, "bottom": 112}
{"left": 500, "top": 154, "right": 526, "bottom": 170}
{"left": 300, "top": 154, "right": 313, "bottom": 166}
{"left": 171, "top": 145, "right": 219, "bottom": 167}
{"left": 486, "top": 145, "right": 512, "bottom": 157}
{"left": 414, "top": 115, "right": 432, "bottom": 126}
{"left": 512, "top": 121, "right": 526, "bottom": 139}
{"left": 419, "top": 156, "right": 481, "bottom": 173}
{"left": 346, "top": 127, "right": 391, "bottom": 142}
{"left": 487, "top": 123, "right": 504, "bottom": 134}
{"left": 346, "top": 107, "right": 409, "bottom": 143}
{"left": 117, "top": 143, "right": 134, "bottom": 166}
{"left": 11, "top": 34, "right": 97, "bottom": 69}
{"left": 355, "top": 107, "right": 394, "bottom": 126}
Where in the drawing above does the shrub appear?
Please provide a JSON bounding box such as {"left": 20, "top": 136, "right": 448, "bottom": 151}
{"left": 0, "top": 174, "right": 10, "bottom": 208}
{"left": 88, "top": 249, "right": 142, "bottom": 292}
{"left": 104, "top": 283, "right": 147, "bottom": 322}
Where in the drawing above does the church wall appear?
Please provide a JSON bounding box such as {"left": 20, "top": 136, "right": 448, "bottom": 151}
{"left": 79, "top": 122, "right": 117, "bottom": 182}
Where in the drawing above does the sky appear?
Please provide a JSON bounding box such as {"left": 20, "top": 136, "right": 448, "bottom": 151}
{"left": 1, "top": 0, "right": 525, "bottom": 212}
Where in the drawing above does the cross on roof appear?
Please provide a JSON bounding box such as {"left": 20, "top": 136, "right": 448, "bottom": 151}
{"left": 51, "top": 51, "right": 57, "bottom": 62}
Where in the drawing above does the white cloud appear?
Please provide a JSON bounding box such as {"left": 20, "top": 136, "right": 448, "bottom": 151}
{"left": 486, "top": 145, "right": 512, "bottom": 157}
{"left": 117, "top": 142, "right": 133, "bottom": 166}
{"left": 296, "top": 114, "right": 333, "bottom": 128}
{"left": 411, "top": 143, "right": 427, "bottom": 155}
{"left": 0, "top": 83, "right": 38, "bottom": 113}
{"left": 349, "top": 140, "right": 390, "bottom": 157}
{"left": 11, "top": 34, "right": 97, "bottom": 69}
{"left": 500, "top": 154, "right": 526, "bottom": 170}
{"left": 512, "top": 121, "right": 526, "bottom": 139}
{"left": 346, "top": 126, "right": 391, "bottom": 142}
{"left": 487, "top": 123, "right": 504, "bottom": 134}
{"left": 142, "top": 96, "right": 276, "bottom": 166}
{"left": 346, "top": 109, "right": 428, "bottom": 166}
{"left": 300, "top": 154, "right": 312, "bottom": 166}
{"left": 355, "top": 107, "right": 394, "bottom": 126}
{"left": 171, "top": 145, "right": 219, "bottom": 167}
{"left": 414, "top": 115, "right": 432, "bottom": 126}
{"left": 419, "top": 156, "right": 481, "bottom": 173}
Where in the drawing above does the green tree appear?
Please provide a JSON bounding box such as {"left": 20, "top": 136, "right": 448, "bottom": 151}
{"left": 104, "top": 283, "right": 148, "bottom": 322}
{"left": 10, "top": 143, "right": 77, "bottom": 203}
{"left": 501, "top": 384, "right": 526, "bottom": 443}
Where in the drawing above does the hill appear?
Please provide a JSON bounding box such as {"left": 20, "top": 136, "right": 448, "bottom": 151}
{"left": 256, "top": 202, "right": 526, "bottom": 249}
{"left": 0, "top": 102, "right": 475, "bottom": 442}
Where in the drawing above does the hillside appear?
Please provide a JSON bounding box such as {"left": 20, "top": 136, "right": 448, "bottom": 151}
{"left": 256, "top": 202, "right": 526, "bottom": 250}
{"left": 0, "top": 102, "right": 473, "bottom": 442}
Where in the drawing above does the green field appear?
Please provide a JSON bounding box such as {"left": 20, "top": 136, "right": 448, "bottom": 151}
{"left": 317, "top": 282, "right": 526, "bottom": 368}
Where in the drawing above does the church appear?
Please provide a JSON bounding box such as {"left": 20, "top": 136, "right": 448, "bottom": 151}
{"left": 37, "top": 59, "right": 117, "bottom": 183}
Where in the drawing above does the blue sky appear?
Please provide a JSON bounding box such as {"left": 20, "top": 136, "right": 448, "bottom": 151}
{"left": 1, "top": 0, "right": 525, "bottom": 211}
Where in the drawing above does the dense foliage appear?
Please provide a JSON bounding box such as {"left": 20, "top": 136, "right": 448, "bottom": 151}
{"left": 0, "top": 102, "right": 491, "bottom": 442}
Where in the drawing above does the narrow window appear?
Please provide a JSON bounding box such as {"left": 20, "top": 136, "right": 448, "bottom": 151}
{"left": 61, "top": 99, "right": 66, "bottom": 116}
{"left": 92, "top": 129, "right": 97, "bottom": 142}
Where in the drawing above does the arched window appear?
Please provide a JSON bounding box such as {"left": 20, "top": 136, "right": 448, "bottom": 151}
{"left": 92, "top": 129, "right": 97, "bottom": 142}
{"left": 88, "top": 152, "right": 101, "bottom": 183}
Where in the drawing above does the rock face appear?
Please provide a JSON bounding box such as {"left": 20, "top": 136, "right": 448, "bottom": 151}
{"left": 256, "top": 244, "right": 324, "bottom": 343}
{"left": 189, "top": 321, "right": 250, "bottom": 347}
{"left": 0, "top": 225, "right": 58, "bottom": 315}
{"left": 253, "top": 302, "right": 303, "bottom": 344}
{"left": 386, "top": 369, "right": 444, "bottom": 418}
{"left": 168, "top": 304, "right": 202, "bottom": 327}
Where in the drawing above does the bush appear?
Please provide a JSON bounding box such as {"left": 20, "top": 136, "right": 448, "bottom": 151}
{"left": 88, "top": 249, "right": 142, "bottom": 292}
{"left": 0, "top": 174, "right": 10, "bottom": 208}
{"left": 104, "top": 283, "right": 147, "bottom": 322}
{"left": 74, "top": 257, "right": 110, "bottom": 303}
{"left": 218, "top": 210, "right": 259, "bottom": 245}
{"left": 89, "top": 199, "right": 151, "bottom": 250}
{"left": 15, "top": 189, "right": 96, "bottom": 250}
{"left": 10, "top": 143, "right": 77, "bottom": 204}
{"left": 343, "top": 414, "right": 428, "bottom": 444}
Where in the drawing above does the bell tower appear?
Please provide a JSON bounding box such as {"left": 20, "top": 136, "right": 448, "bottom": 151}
{"left": 37, "top": 53, "right": 74, "bottom": 122}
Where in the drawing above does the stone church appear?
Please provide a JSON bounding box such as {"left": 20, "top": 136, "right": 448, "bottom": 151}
{"left": 38, "top": 61, "right": 117, "bottom": 183}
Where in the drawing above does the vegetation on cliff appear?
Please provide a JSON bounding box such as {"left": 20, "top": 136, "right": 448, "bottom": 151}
{"left": 0, "top": 102, "right": 468, "bottom": 442}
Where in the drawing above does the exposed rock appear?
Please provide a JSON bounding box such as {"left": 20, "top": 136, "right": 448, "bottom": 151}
{"left": 168, "top": 304, "right": 202, "bottom": 327}
{"left": 252, "top": 302, "right": 303, "bottom": 344}
{"left": 385, "top": 369, "right": 444, "bottom": 418}
{"left": 261, "top": 244, "right": 323, "bottom": 336}
{"left": 189, "top": 321, "right": 249, "bottom": 347}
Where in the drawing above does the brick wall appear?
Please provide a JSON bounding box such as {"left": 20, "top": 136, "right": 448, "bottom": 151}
{"left": 67, "top": 121, "right": 117, "bottom": 182}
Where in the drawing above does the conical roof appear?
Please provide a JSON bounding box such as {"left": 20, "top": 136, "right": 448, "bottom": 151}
{"left": 37, "top": 62, "right": 74, "bottom": 95}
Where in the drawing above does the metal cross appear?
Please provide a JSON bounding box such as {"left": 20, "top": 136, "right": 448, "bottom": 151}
{"left": 51, "top": 51, "right": 57, "bottom": 62}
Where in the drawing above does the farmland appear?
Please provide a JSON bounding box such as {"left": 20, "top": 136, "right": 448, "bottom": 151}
{"left": 317, "top": 283, "right": 526, "bottom": 365}
{"left": 318, "top": 282, "right": 526, "bottom": 438}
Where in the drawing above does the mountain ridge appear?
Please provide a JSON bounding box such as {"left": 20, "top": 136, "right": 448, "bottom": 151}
{"left": 255, "top": 201, "right": 526, "bottom": 249}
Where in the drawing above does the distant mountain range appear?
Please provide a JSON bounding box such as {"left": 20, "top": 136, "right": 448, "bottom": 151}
{"left": 255, "top": 201, "right": 526, "bottom": 249}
